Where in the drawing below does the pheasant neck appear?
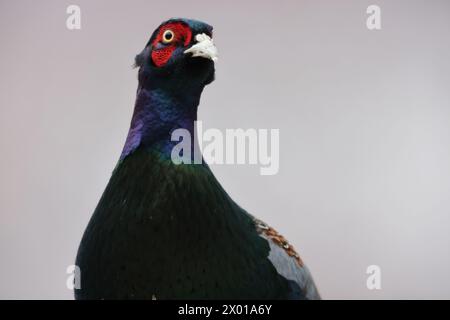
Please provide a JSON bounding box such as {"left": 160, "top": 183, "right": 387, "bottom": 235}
{"left": 121, "top": 86, "right": 203, "bottom": 161}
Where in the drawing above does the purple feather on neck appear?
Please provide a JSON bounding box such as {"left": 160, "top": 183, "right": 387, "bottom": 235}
{"left": 120, "top": 86, "right": 200, "bottom": 161}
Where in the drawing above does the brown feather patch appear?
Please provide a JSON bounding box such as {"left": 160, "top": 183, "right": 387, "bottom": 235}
{"left": 253, "top": 218, "right": 304, "bottom": 267}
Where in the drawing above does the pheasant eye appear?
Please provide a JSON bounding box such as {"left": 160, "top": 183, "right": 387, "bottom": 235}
{"left": 162, "top": 30, "right": 174, "bottom": 44}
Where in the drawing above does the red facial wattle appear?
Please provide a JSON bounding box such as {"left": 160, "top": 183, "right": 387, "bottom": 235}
{"left": 151, "top": 22, "right": 192, "bottom": 67}
{"left": 151, "top": 47, "right": 176, "bottom": 67}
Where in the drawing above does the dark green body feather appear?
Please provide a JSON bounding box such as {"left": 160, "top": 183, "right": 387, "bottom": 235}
{"left": 75, "top": 148, "right": 300, "bottom": 299}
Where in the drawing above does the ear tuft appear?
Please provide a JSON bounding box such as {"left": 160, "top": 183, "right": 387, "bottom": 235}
{"left": 133, "top": 52, "right": 144, "bottom": 68}
{"left": 134, "top": 47, "right": 149, "bottom": 68}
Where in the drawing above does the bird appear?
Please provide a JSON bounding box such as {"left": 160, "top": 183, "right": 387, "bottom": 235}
{"left": 75, "top": 18, "right": 320, "bottom": 300}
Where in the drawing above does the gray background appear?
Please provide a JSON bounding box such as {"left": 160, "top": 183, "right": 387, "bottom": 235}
{"left": 1, "top": 0, "right": 449, "bottom": 299}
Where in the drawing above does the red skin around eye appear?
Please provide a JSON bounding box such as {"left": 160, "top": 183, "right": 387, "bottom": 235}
{"left": 151, "top": 47, "right": 176, "bottom": 67}
{"left": 151, "top": 22, "right": 192, "bottom": 67}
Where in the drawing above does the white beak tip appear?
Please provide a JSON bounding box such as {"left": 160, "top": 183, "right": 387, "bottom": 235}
{"left": 184, "top": 33, "right": 218, "bottom": 62}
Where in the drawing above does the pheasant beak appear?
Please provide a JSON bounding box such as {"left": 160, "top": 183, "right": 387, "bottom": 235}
{"left": 184, "top": 33, "right": 218, "bottom": 62}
